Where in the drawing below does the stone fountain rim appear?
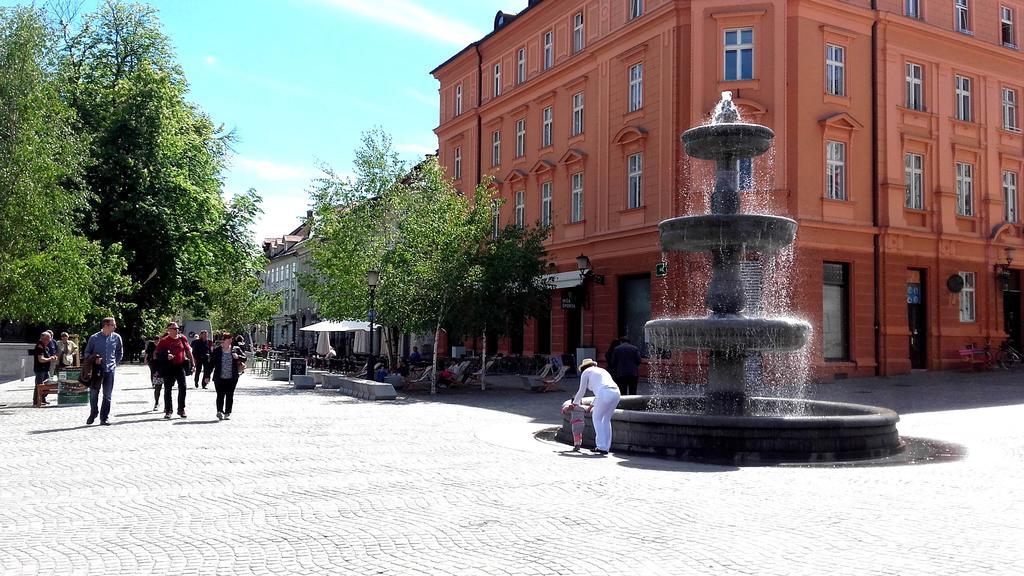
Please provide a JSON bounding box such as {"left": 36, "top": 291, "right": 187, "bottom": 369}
{"left": 579, "top": 395, "right": 900, "bottom": 428}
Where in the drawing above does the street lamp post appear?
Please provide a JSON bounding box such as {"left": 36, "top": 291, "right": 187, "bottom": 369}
{"left": 576, "top": 254, "right": 604, "bottom": 348}
{"left": 367, "top": 269, "right": 380, "bottom": 379}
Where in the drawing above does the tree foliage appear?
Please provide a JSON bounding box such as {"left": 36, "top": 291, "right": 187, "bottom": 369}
{"left": 0, "top": 6, "right": 132, "bottom": 325}
{"left": 305, "top": 130, "right": 551, "bottom": 393}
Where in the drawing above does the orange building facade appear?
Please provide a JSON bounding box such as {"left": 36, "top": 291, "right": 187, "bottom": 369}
{"left": 431, "top": 0, "right": 1024, "bottom": 379}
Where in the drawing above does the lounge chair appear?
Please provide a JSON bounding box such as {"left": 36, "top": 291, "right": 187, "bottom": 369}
{"left": 523, "top": 365, "right": 566, "bottom": 393}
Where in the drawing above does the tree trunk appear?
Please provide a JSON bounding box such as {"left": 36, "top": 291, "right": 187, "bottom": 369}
{"left": 480, "top": 329, "right": 487, "bottom": 391}
{"left": 431, "top": 321, "right": 441, "bottom": 395}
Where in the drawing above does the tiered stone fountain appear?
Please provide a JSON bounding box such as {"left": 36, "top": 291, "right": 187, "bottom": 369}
{"left": 558, "top": 93, "right": 903, "bottom": 464}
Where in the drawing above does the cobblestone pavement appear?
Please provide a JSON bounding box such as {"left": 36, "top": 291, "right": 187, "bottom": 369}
{"left": 2, "top": 366, "right": 1023, "bottom": 575}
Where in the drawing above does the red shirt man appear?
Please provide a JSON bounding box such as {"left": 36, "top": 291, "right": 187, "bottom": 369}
{"left": 156, "top": 330, "right": 192, "bottom": 365}
{"left": 155, "top": 322, "right": 196, "bottom": 419}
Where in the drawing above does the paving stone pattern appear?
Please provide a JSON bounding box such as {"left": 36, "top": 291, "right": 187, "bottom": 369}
{"left": 2, "top": 366, "right": 1023, "bottom": 575}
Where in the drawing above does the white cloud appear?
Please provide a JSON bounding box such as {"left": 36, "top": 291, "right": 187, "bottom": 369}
{"left": 395, "top": 143, "right": 436, "bottom": 157}
{"left": 204, "top": 55, "right": 217, "bottom": 66}
{"left": 233, "top": 156, "right": 318, "bottom": 182}
{"left": 318, "top": 0, "right": 484, "bottom": 46}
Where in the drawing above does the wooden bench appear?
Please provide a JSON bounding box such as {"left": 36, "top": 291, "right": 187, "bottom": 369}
{"left": 34, "top": 381, "right": 58, "bottom": 406}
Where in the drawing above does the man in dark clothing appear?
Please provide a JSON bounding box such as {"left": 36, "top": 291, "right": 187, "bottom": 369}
{"left": 191, "top": 330, "right": 213, "bottom": 388}
{"left": 610, "top": 336, "right": 642, "bottom": 396}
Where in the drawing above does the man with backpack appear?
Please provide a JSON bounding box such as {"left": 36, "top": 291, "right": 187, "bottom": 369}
{"left": 156, "top": 322, "right": 196, "bottom": 419}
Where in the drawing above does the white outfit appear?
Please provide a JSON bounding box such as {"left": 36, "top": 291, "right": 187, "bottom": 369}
{"left": 573, "top": 367, "right": 621, "bottom": 451}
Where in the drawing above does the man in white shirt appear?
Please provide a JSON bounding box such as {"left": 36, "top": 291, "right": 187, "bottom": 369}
{"left": 571, "top": 358, "right": 621, "bottom": 454}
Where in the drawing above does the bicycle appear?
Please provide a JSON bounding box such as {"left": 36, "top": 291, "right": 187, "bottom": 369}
{"left": 996, "top": 340, "right": 1024, "bottom": 371}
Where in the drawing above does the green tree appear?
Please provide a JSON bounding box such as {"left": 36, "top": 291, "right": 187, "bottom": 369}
{"left": 0, "top": 6, "right": 132, "bottom": 326}
{"left": 54, "top": 0, "right": 255, "bottom": 339}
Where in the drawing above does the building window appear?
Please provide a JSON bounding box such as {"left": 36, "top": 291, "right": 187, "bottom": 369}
{"left": 491, "top": 200, "right": 501, "bottom": 239}
{"left": 515, "top": 190, "right": 525, "bottom": 228}
{"left": 515, "top": 118, "right": 526, "bottom": 157}
{"left": 1006, "top": 170, "right": 1020, "bottom": 223}
{"left": 1003, "top": 6, "right": 1017, "bottom": 47}
{"left": 628, "top": 63, "right": 643, "bottom": 112}
{"left": 1003, "top": 87, "right": 1020, "bottom": 132}
{"left": 627, "top": 152, "right": 643, "bottom": 209}
{"left": 959, "top": 271, "right": 976, "bottom": 322}
{"left": 956, "top": 162, "right": 974, "bottom": 216}
{"left": 955, "top": 0, "right": 970, "bottom": 33}
{"left": 517, "top": 48, "right": 526, "bottom": 84}
{"left": 454, "top": 146, "right": 462, "bottom": 180}
{"left": 905, "top": 153, "right": 924, "bottom": 210}
{"left": 571, "top": 172, "right": 584, "bottom": 222}
{"left": 736, "top": 158, "right": 753, "bottom": 191}
{"left": 493, "top": 63, "right": 501, "bottom": 97}
{"left": 825, "top": 44, "right": 845, "bottom": 96}
{"left": 904, "top": 0, "right": 920, "bottom": 18}
{"left": 905, "top": 62, "right": 924, "bottom": 111}
{"left": 541, "top": 181, "right": 552, "bottom": 227}
{"left": 571, "top": 92, "right": 584, "bottom": 136}
{"left": 543, "top": 31, "right": 553, "bottom": 70}
{"left": 491, "top": 130, "right": 501, "bottom": 167}
{"left": 825, "top": 141, "right": 846, "bottom": 200}
{"left": 955, "top": 75, "right": 972, "bottom": 121}
{"left": 724, "top": 27, "right": 754, "bottom": 81}
{"left": 455, "top": 84, "right": 462, "bottom": 116}
{"left": 542, "top": 106, "right": 553, "bottom": 147}
{"left": 573, "top": 12, "right": 584, "bottom": 54}
{"left": 629, "top": 0, "right": 644, "bottom": 20}
{"left": 822, "top": 262, "right": 849, "bottom": 361}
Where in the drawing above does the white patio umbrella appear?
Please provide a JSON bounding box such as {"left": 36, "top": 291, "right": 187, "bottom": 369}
{"left": 300, "top": 320, "right": 371, "bottom": 332}
{"left": 316, "top": 331, "right": 331, "bottom": 356}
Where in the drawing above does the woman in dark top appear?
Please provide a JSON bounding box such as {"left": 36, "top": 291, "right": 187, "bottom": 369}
{"left": 210, "top": 332, "right": 243, "bottom": 420}
{"left": 145, "top": 336, "right": 161, "bottom": 411}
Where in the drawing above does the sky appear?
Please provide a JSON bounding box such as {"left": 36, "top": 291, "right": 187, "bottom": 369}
{"left": 7, "top": 0, "right": 521, "bottom": 241}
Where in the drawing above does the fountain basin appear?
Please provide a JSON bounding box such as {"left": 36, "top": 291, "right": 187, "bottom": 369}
{"left": 556, "top": 396, "right": 904, "bottom": 465}
{"left": 682, "top": 123, "right": 774, "bottom": 161}
{"left": 646, "top": 316, "right": 810, "bottom": 352}
{"left": 659, "top": 214, "right": 797, "bottom": 254}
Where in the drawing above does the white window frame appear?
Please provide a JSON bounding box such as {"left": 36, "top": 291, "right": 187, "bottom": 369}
{"left": 517, "top": 48, "right": 526, "bottom": 85}
{"left": 1005, "top": 170, "right": 1020, "bottom": 223}
{"left": 955, "top": 0, "right": 971, "bottom": 34}
{"left": 628, "top": 63, "right": 643, "bottom": 112}
{"left": 904, "top": 0, "right": 920, "bottom": 18}
{"left": 825, "top": 141, "right": 846, "bottom": 200}
{"left": 959, "top": 271, "right": 976, "bottom": 322}
{"left": 629, "top": 0, "right": 644, "bottom": 20}
{"left": 956, "top": 162, "right": 974, "bottom": 216}
{"left": 515, "top": 118, "right": 526, "bottom": 157}
{"left": 905, "top": 153, "right": 924, "bottom": 210}
{"left": 515, "top": 190, "right": 525, "bottom": 228}
{"left": 454, "top": 146, "right": 462, "bottom": 180}
{"left": 571, "top": 172, "right": 584, "bottom": 223}
{"left": 455, "top": 84, "right": 462, "bottom": 116}
{"left": 906, "top": 62, "right": 924, "bottom": 111}
{"left": 956, "top": 75, "right": 972, "bottom": 121}
{"left": 627, "top": 153, "right": 643, "bottom": 209}
{"left": 542, "top": 106, "right": 553, "bottom": 147}
{"left": 825, "top": 43, "right": 845, "bottom": 96}
{"left": 541, "top": 181, "right": 552, "bottom": 227}
{"left": 1003, "top": 87, "right": 1020, "bottom": 132}
{"left": 491, "top": 130, "right": 501, "bottom": 167}
{"left": 543, "top": 31, "right": 553, "bottom": 70}
{"left": 573, "top": 12, "right": 584, "bottom": 54}
{"left": 724, "top": 27, "right": 754, "bottom": 81}
{"left": 493, "top": 63, "right": 501, "bottom": 97}
{"left": 1002, "top": 6, "right": 1017, "bottom": 47}
{"left": 571, "top": 92, "right": 584, "bottom": 136}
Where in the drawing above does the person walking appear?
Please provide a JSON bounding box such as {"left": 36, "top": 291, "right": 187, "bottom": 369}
{"left": 610, "top": 336, "right": 642, "bottom": 396}
{"left": 210, "top": 332, "right": 243, "bottom": 421}
{"left": 191, "top": 330, "right": 213, "bottom": 389}
{"left": 156, "top": 322, "right": 195, "bottom": 419}
{"left": 32, "top": 332, "right": 57, "bottom": 407}
{"left": 571, "top": 358, "right": 621, "bottom": 455}
{"left": 82, "top": 317, "right": 124, "bottom": 425}
{"left": 145, "top": 336, "right": 162, "bottom": 411}
{"left": 604, "top": 338, "right": 620, "bottom": 385}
